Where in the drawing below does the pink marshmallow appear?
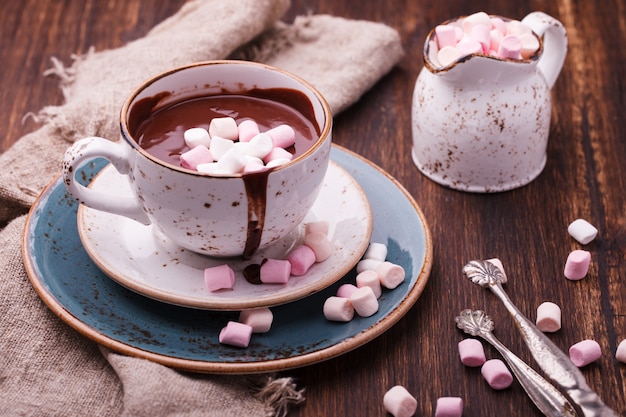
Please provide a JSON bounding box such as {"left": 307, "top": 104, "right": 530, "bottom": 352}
{"left": 363, "top": 242, "right": 388, "bottom": 262}
{"left": 481, "top": 359, "right": 513, "bottom": 389}
{"left": 376, "top": 261, "right": 405, "bottom": 289}
{"left": 569, "top": 339, "right": 602, "bottom": 367}
{"left": 336, "top": 283, "right": 358, "bottom": 298}
{"left": 287, "top": 245, "right": 317, "bottom": 276}
{"left": 263, "top": 147, "right": 294, "bottom": 164}
{"left": 470, "top": 24, "right": 491, "bottom": 53}
{"left": 260, "top": 258, "right": 291, "bottom": 284}
{"left": 183, "top": 127, "right": 211, "bottom": 149}
{"left": 323, "top": 296, "right": 354, "bottom": 322}
{"left": 356, "top": 269, "right": 382, "bottom": 298}
{"left": 238, "top": 119, "right": 260, "bottom": 142}
{"left": 462, "top": 11, "right": 491, "bottom": 34}
{"left": 219, "top": 321, "right": 252, "bottom": 348}
{"left": 349, "top": 286, "right": 379, "bottom": 317}
{"left": 304, "top": 232, "right": 332, "bottom": 262}
{"left": 536, "top": 301, "right": 562, "bottom": 332}
{"left": 490, "top": 17, "right": 507, "bottom": 34}
{"left": 383, "top": 385, "right": 417, "bottom": 417}
{"left": 238, "top": 308, "right": 273, "bottom": 333}
{"left": 498, "top": 35, "right": 522, "bottom": 59}
{"left": 204, "top": 264, "right": 235, "bottom": 292}
{"left": 436, "top": 25, "right": 458, "bottom": 48}
{"left": 435, "top": 397, "right": 463, "bottom": 417}
{"left": 456, "top": 39, "right": 483, "bottom": 56}
{"left": 458, "top": 338, "right": 486, "bottom": 367}
{"left": 180, "top": 145, "right": 214, "bottom": 170}
{"left": 564, "top": 249, "right": 591, "bottom": 280}
{"left": 266, "top": 124, "right": 296, "bottom": 149}
{"left": 437, "top": 45, "right": 463, "bottom": 67}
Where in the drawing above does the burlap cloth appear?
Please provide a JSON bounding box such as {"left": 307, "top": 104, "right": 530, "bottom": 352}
{"left": 0, "top": 1, "right": 404, "bottom": 415}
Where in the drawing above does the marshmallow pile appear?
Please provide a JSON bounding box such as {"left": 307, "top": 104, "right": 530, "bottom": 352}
{"left": 205, "top": 220, "right": 332, "bottom": 293}
{"left": 179, "top": 116, "right": 298, "bottom": 175}
{"left": 431, "top": 11, "right": 540, "bottom": 68}
{"left": 323, "top": 242, "right": 406, "bottom": 322}
{"left": 214, "top": 221, "right": 332, "bottom": 348}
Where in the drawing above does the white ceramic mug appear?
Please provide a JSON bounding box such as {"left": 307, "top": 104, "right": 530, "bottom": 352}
{"left": 411, "top": 12, "right": 567, "bottom": 192}
{"left": 63, "top": 61, "right": 332, "bottom": 257}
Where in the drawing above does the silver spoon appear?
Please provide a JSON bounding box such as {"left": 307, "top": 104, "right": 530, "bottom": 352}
{"left": 463, "top": 259, "right": 618, "bottom": 417}
{"left": 456, "top": 309, "right": 578, "bottom": 417}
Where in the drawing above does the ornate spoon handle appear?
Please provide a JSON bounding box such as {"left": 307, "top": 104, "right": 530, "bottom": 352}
{"left": 463, "top": 260, "right": 618, "bottom": 417}
{"left": 456, "top": 309, "right": 578, "bottom": 417}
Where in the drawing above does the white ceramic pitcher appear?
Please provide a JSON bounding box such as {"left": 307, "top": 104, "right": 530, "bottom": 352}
{"left": 411, "top": 12, "right": 567, "bottom": 192}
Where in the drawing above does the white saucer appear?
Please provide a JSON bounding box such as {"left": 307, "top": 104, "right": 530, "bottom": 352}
{"left": 77, "top": 161, "right": 373, "bottom": 310}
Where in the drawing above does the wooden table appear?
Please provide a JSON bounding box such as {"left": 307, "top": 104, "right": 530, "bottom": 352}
{"left": 2, "top": 1, "right": 625, "bottom": 415}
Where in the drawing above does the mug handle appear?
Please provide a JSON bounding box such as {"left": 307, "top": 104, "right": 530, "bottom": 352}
{"left": 62, "top": 136, "right": 150, "bottom": 225}
{"left": 522, "top": 11, "right": 568, "bottom": 89}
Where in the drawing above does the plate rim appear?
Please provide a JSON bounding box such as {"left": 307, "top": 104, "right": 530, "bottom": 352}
{"left": 76, "top": 160, "right": 373, "bottom": 310}
{"left": 22, "top": 144, "right": 433, "bottom": 374}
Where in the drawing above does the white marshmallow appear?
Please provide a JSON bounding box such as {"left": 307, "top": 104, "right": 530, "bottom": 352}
{"left": 616, "top": 339, "right": 626, "bottom": 363}
{"left": 247, "top": 133, "right": 274, "bottom": 159}
{"left": 536, "top": 301, "right": 562, "bottom": 332}
{"left": 266, "top": 157, "right": 291, "bottom": 168}
{"left": 437, "top": 45, "right": 462, "bottom": 67}
{"left": 567, "top": 218, "right": 598, "bottom": 244}
{"left": 349, "top": 286, "right": 379, "bottom": 317}
{"left": 196, "top": 162, "right": 222, "bottom": 175}
{"left": 239, "top": 308, "right": 273, "bottom": 333}
{"left": 383, "top": 385, "right": 417, "bottom": 417}
{"left": 363, "top": 242, "right": 387, "bottom": 262}
{"left": 356, "top": 269, "right": 382, "bottom": 298}
{"left": 506, "top": 19, "right": 532, "bottom": 37}
{"left": 323, "top": 296, "right": 354, "bottom": 322}
{"left": 216, "top": 148, "right": 247, "bottom": 174}
{"left": 209, "top": 136, "right": 235, "bottom": 160}
{"left": 209, "top": 117, "right": 238, "bottom": 140}
{"left": 519, "top": 32, "right": 540, "bottom": 58}
{"left": 183, "top": 127, "right": 211, "bottom": 149}
{"left": 462, "top": 11, "right": 491, "bottom": 34}
{"left": 304, "top": 231, "right": 332, "bottom": 262}
{"left": 356, "top": 258, "right": 382, "bottom": 273}
{"left": 376, "top": 261, "right": 405, "bottom": 289}
{"left": 305, "top": 221, "right": 329, "bottom": 236}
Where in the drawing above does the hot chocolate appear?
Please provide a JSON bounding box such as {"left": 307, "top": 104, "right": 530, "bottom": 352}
{"left": 130, "top": 88, "right": 320, "bottom": 167}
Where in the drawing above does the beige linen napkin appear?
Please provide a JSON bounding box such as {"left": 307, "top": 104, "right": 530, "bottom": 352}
{"left": 0, "top": 0, "right": 404, "bottom": 415}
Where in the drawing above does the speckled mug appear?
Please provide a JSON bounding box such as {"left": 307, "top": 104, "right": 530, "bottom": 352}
{"left": 411, "top": 12, "right": 567, "bottom": 192}
{"left": 63, "top": 61, "right": 332, "bottom": 257}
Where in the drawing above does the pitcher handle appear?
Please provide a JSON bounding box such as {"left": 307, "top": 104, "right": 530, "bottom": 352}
{"left": 62, "top": 136, "right": 150, "bottom": 225}
{"left": 522, "top": 11, "right": 568, "bottom": 89}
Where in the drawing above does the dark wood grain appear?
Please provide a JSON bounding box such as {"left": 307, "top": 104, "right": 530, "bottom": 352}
{"left": 2, "top": 1, "right": 625, "bottom": 416}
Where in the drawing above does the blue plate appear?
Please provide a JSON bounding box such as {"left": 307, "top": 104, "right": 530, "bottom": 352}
{"left": 23, "top": 145, "right": 432, "bottom": 374}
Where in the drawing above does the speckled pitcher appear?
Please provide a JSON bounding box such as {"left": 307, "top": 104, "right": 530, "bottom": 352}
{"left": 411, "top": 12, "right": 567, "bottom": 192}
